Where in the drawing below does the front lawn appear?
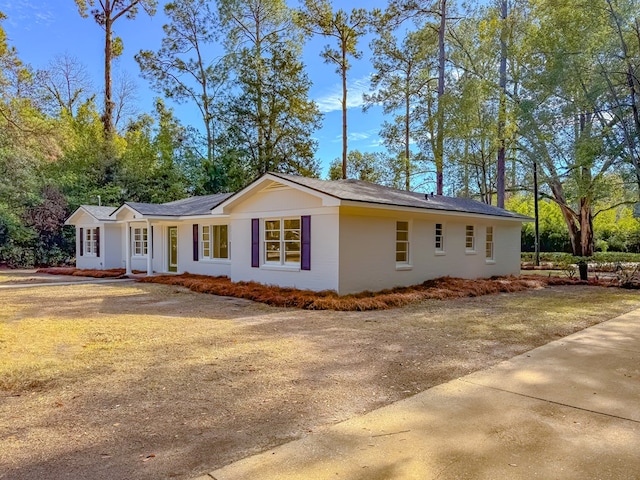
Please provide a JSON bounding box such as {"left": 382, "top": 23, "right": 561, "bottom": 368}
{"left": 2, "top": 279, "right": 639, "bottom": 480}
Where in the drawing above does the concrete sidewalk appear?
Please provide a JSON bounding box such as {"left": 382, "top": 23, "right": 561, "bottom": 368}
{"left": 198, "top": 309, "right": 640, "bottom": 480}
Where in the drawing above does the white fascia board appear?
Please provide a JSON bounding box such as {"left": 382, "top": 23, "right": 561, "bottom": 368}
{"left": 109, "top": 213, "right": 230, "bottom": 223}
{"left": 110, "top": 205, "right": 200, "bottom": 222}
{"left": 111, "top": 204, "right": 143, "bottom": 220}
{"left": 339, "top": 200, "right": 529, "bottom": 222}
{"left": 64, "top": 207, "right": 116, "bottom": 225}
{"left": 211, "top": 173, "right": 341, "bottom": 214}
{"left": 230, "top": 206, "right": 338, "bottom": 220}
{"left": 168, "top": 214, "right": 230, "bottom": 222}
{"left": 124, "top": 215, "right": 175, "bottom": 221}
{"left": 64, "top": 207, "right": 86, "bottom": 225}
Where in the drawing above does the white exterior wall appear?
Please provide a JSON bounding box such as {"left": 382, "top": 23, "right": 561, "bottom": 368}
{"left": 73, "top": 213, "right": 122, "bottom": 270}
{"left": 120, "top": 221, "right": 232, "bottom": 277}
{"left": 337, "top": 209, "right": 522, "bottom": 294}
{"left": 172, "top": 221, "right": 232, "bottom": 277}
{"left": 227, "top": 187, "right": 340, "bottom": 292}
{"left": 126, "top": 221, "right": 150, "bottom": 272}
{"left": 229, "top": 213, "right": 339, "bottom": 292}
{"left": 118, "top": 221, "right": 169, "bottom": 273}
{"left": 103, "top": 224, "right": 123, "bottom": 269}
{"left": 489, "top": 222, "right": 523, "bottom": 276}
{"left": 151, "top": 224, "right": 164, "bottom": 273}
{"left": 75, "top": 224, "right": 102, "bottom": 270}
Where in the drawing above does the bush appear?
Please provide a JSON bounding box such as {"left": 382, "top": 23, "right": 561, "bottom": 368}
{"left": 521, "top": 252, "right": 579, "bottom": 264}
{"left": 521, "top": 251, "right": 640, "bottom": 268}
{"left": 592, "top": 252, "right": 640, "bottom": 263}
{"left": 0, "top": 244, "right": 36, "bottom": 268}
{"left": 595, "top": 239, "right": 608, "bottom": 252}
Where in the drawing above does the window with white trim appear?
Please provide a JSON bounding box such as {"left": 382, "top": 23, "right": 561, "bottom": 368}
{"left": 201, "top": 225, "right": 229, "bottom": 259}
{"left": 485, "top": 226, "right": 494, "bottom": 261}
{"left": 435, "top": 223, "right": 445, "bottom": 253}
{"left": 84, "top": 228, "right": 98, "bottom": 256}
{"left": 133, "top": 227, "right": 148, "bottom": 256}
{"left": 396, "top": 221, "right": 410, "bottom": 263}
{"left": 465, "top": 225, "right": 475, "bottom": 252}
{"left": 264, "top": 218, "right": 300, "bottom": 265}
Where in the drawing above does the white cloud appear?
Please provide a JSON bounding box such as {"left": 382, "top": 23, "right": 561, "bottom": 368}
{"left": 331, "top": 132, "right": 367, "bottom": 144}
{"left": 368, "top": 137, "right": 385, "bottom": 148}
{"left": 0, "top": 1, "right": 55, "bottom": 28}
{"left": 331, "top": 128, "right": 381, "bottom": 145}
{"left": 314, "top": 75, "right": 373, "bottom": 113}
{"left": 348, "top": 131, "right": 372, "bottom": 142}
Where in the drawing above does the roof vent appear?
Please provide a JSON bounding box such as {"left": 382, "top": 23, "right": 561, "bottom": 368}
{"left": 261, "top": 181, "right": 289, "bottom": 192}
{"left": 424, "top": 194, "right": 429, "bottom": 200}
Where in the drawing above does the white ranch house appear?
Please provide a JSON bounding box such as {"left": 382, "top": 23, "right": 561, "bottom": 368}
{"left": 65, "top": 172, "right": 529, "bottom": 295}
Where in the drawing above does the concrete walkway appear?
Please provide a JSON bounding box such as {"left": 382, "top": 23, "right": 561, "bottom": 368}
{"left": 0, "top": 269, "right": 135, "bottom": 289}
{"left": 0, "top": 278, "right": 134, "bottom": 289}
{"left": 197, "top": 309, "right": 640, "bottom": 480}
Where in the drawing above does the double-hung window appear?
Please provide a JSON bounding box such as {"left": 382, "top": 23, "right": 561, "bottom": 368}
{"left": 485, "top": 226, "right": 494, "bottom": 262}
{"left": 435, "top": 223, "right": 445, "bottom": 254}
{"left": 264, "top": 218, "right": 301, "bottom": 265}
{"left": 396, "top": 221, "right": 410, "bottom": 264}
{"left": 84, "top": 228, "right": 98, "bottom": 256}
{"left": 133, "top": 227, "right": 148, "bottom": 256}
{"left": 201, "top": 225, "right": 229, "bottom": 260}
{"left": 465, "top": 225, "right": 475, "bottom": 253}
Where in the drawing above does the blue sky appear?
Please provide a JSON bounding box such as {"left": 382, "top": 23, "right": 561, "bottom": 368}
{"left": 0, "top": 0, "right": 394, "bottom": 176}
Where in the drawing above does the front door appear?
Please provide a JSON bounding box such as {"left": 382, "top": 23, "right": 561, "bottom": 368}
{"left": 168, "top": 226, "right": 178, "bottom": 272}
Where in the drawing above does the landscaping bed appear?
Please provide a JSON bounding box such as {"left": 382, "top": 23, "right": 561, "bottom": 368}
{"left": 37, "top": 267, "right": 619, "bottom": 310}
{"left": 37, "top": 267, "right": 134, "bottom": 278}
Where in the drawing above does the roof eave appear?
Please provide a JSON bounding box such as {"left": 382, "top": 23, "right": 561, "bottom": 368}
{"left": 339, "top": 199, "right": 531, "bottom": 221}
{"left": 211, "top": 173, "right": 339, "bottom": 214}
{"left": 65, "top": 206, "right": 117, "bottom": 225}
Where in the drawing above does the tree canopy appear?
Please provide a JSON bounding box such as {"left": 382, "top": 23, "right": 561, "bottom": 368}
{"left": 2, "top": 0, "right": 640, "bottom": 266}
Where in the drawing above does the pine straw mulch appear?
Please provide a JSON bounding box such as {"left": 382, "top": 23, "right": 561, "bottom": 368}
{"left": 137, "top": 273, "right": 616, "bottom": 311}
{"left": 36, "top": 267, "right": 617, "bottom": 310}
{"left": 36, "top": 267, "right": 132, "bottom": 278}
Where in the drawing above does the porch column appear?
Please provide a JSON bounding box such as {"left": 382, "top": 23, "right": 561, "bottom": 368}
{"left": 125, "top": 221, "right": 132, "bottom": 275}
{"left": 146, "top": 220, "right": 153, "bottom": 276}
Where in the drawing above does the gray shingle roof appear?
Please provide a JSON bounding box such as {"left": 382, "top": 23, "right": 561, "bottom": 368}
{"left": 123, "top": 193, "right": 233, "bottom": 217}
{"left": 270, "top": 173, "right": 530, "bottom": 220}
{"left": 81, "top": 205, "right": 118, "bottom": 221}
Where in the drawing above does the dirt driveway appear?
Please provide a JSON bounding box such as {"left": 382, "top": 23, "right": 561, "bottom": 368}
{"left": 1, "top": 280, "right": 639, "bottom": 480}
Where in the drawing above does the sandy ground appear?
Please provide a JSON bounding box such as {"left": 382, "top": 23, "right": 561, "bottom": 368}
{"left": 1, "top": 279, "right": 639, "bottom": 480}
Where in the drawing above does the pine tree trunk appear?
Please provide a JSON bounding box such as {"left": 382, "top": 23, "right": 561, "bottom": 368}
{"left": 103, "top": 3, "right": 114, "bottom": 136}
{"left": 404, "top": 81, "right": 411, "bottom": 191}
{"left": 496, "top": 0, "right": 507, "bottom": 208}
{"left": 463, "top": 139, "right": 469, "bottom": 197}
{"left": 435, "top": 0, "right": 446, "bottom": 195}
{"left": 342, "top": 54, "right": 348, "bottom": 180}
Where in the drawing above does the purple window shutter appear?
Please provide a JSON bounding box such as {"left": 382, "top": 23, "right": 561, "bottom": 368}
{"left": 251, "top": 218, "right": 259, "bottom": 268}
{"left": 96, "top": 227, "right": 100, "bottom": 258}
{"left": 151, "top": 226, "right": 154, "bottom": 259}
{"left": 301, "top": 215, "right": 311, "bottom": 270}
{"left": 193, "top": 224, "right": 199, "bottom": 261}
{"left": 79, "top": 228, "right": 84, "bottom": 256}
